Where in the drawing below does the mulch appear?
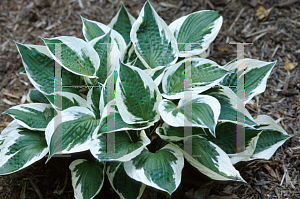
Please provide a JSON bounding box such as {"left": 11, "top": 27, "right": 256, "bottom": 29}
{"left": 0, "top": 0, "right": 300, "bottom": 198}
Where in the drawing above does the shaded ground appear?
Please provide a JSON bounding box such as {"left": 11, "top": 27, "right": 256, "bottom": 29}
{"left": 0, "top": 0, "right": 300, "bottom": 198}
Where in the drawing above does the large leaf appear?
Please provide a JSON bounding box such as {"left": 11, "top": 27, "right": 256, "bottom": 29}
{"left": 124, "top": 144, "right": 184, "bottom": 194}
{"left": 202, "top": 86, "right": 256, "bottom": 126}
{"left": 106, "top": 162, "right": 145, "bottom": 199}
{"left": 5, "top": 103, "right": 55, "bottom": 131}
{"left": 45, "top": 107, "right": 99, "bottom": 161}
{"left": 130, "top": 1, "right": 178, "bottom": 69}
{"left": 90, "top": 130, "right": 150, "bottom": 162}
{"left": 169, "top": 10, "right": 222, "bottom": 57}
{"left": 99, "top": 100, "right": 150, "bottom": 134}
{"left": 109, "top": 4, "right": 136, "bottom": 45}
{"left": 116, "top": 62, "right": 162, "bottom": 125}
{"left": 173, "top": 137, "right": 245, "bottom": 182}
{"left": 0, "top": 122, "right": 48, "bottom": 175}
{"left": 15, "top": 43, "right": 82, "bottom": 95}
{"left": 162, "top": 58, "right": 228, "bottom": 99}
{"left": 69, "top": 159, "right": 105, "bottom": 199}
{"left": 220, "top": 59, "right": 276, "bottom": 103}
{"left": 252, "top": 115, "right": 291, "bottom": 160}
{"left": 203, "top": 122, "right": 261, "bottom": 164}
{"left": 42, "top": 36, "right": 100, "bottom": 78}
{"left": 159, "top": 95, "right": 220, "bottom": 136}
{"left": 81, "top": 16, "right": 126, "bottom": 54}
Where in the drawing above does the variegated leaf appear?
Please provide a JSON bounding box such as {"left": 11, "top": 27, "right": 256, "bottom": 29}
{"left": 108, "top": 4, "right": 136, "bottom": 45}
{"left": 124, "top": 144, "right": 184, "bottom": 194}
{"left": 220, "top": 59, "right": 276, "bottom": 103}
{"left": 99, "top": 100, "right": 150, "bottom": 134}
{"left": 106, "top": 162, "right": 145, "bottom": 199}
{"left": 5, "top": 103, "right": 55, "bottom": 131}
{"left": 45, "top": 107, "right": 99, "bottom": 161}
{"left": 15, "top": 43, "right": 83, "bottom": 95}
{"left": 81, "top": 16, "right": 126, "bottom": 54}
{"left": 162, "top": 58, "right": 228, "bottom": 99}
{"left": 90, "top": 130, "right": 150, "bottom": 162}
{"left": 0, "top": 122, "right": 48, "bottom": 175}
{"left": 172, "top": 136, "right": 245, "bottom": 182}
{"left": 87, "top": 86, "right": 102, "bottom": 119}
{"left": 45, "top": 91, "right": 87, "bottom": 111}
{"left": 202, "top": 122, "right": 261, "bottom": 164}
{"left": 159, "top": 95, "right": 220, "bottom": 136}
{"left": 27, "top": 89, "right": 49, "bottom": 104}
{"left": 42, "top": 36, "right": 100, "bottom": 78}
{"left": 169, "top": 10, "right": 222, "bottom": 57}
{"left": 130, "top": 1, "right": 178, "bottom": 69}
{"left": 69, "top": 159, "right": 105, "bottom": 199}
{"left": 89, "top": 31, "right": 121, "bottom": 84}
{"left": 156, "top": 123, "right": 207, "bottom": 142}
{"left": 116, "top": 62, "right": 162, "bottom": 125}
{"left": 202, "top": 86, "right": 256, "bottom": 126}
{"left": 252, "top": 115, "right": 291, "bottom": 160}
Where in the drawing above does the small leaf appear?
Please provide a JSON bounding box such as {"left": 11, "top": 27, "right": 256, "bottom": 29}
{"left": 124, "top": 144, "right": 184, "bottom": 194}
{"left": 130, "top": 1, "right": 178, "bottom": 69}
{"left": 87, "top": 86, "right": 102, "bottom": 119}
{"left": 69, "top": 159, "right": 105, "bottom": 199}
{"left": 27, "top": 89, "right": 50, "bottom": 104}
{"left": 252, "top": 115, "right": 291, "bottom": 160}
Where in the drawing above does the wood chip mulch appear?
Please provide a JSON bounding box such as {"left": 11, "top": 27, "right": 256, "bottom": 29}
{"left": 0, "top": 0, "right": 300, "bottom": 198}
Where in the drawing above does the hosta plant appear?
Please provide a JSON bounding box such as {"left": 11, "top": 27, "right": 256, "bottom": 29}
{"left": 0, "top": 1, "right": 291, "bottom": 198}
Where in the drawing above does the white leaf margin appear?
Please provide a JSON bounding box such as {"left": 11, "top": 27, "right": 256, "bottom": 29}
{"left": 162, "top": 58, "right": 228, "bottom": 99}
{"left": 130, "top": 1, "right": 179, "bottom": 69}
{"left": 90, "top": 130, "right": 151, "bottom": 162}
{"left": 168, "top": 10, "right": 223, "bottom": 57}
{"left": 116, "top": 64, "right": 162, "bottom": 125}
{"left": 124, "top": 144, "right": 184, "bottom": 194}
{"left": 5, "top": 103, "right": 53, "bottom": 131}
{"left": 0, "top": 124, "right": 49, "bottom": 175}
{"left": 45, "top": 106, "right": 98, "bottom": 154}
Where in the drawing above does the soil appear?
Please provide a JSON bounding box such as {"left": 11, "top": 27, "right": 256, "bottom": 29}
{"left": 0, "top": 0, "right": 300, "bottom": 198}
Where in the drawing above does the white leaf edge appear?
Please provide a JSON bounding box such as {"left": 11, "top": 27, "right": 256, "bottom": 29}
{"left": 124, "top": 144, "right": 184, "bottom": 194}
{"left": 45, "top": 106, "right": 97, "bottom": 154}
{"left": 5, "top": 103, "right": 53, "bottom": 131}
{"left": 130, "top": 1, "right": 179, "bottom": 69}
{"left": 90, "top": 130, "right": 150, "bottom": 162}
{"left": 116, "top": 64, "right": 162, "bottom": 124}
{"left": 42, "top": 36, "right": 100, "bottom": 78}
{"left": 69, "top": 159, "right": 105, "bottom": 199}
{"left": 168, "top": 10, "right": 223, "bottom": 57}
{"left": 0, "top": 125, "right": 49, "bottom": 175}
{"left": 162, "top": 58, "right": 228, "bottom": 99}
